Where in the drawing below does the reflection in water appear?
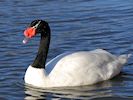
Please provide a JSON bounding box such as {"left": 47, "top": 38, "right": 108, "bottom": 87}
{"left": 24, "top": 80, "right": 118, "bottom": 99}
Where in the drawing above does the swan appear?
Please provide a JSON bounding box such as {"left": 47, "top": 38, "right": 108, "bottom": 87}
{"left": 23, "top": 20, "right": 131, "bottom": 88}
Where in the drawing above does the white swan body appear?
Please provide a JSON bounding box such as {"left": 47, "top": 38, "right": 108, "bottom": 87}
{"left": 25, "top": 49, "right": 131, "bottom": 88}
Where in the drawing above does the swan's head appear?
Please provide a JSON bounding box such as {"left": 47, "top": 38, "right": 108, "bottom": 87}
{"left": 23, "top": 20, "right": 50, "bottom": 44}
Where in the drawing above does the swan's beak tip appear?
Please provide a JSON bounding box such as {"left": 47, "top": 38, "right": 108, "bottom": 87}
{"left": 23, "top": 37, "right": 29, "bottom": 44}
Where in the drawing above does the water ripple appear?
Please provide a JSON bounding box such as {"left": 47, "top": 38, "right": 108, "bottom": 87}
{"left": 0, "top": 0, "right": 133, "bottom": 99}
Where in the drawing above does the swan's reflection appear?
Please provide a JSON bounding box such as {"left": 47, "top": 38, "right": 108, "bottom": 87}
{"left": 24, "top": 79, "right": 120, "bottom": 100}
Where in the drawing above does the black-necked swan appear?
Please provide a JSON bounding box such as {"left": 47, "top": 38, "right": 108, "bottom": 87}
{"left": 23, "top": 20, "right": 131, "bottom": 88}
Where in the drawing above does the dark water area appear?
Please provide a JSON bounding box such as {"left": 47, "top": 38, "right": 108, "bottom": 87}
{"left": 0, "top": 0, "right": 133, "bottom": 99}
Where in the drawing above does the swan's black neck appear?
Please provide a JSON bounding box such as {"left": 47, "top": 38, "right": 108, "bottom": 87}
{"left": 32, "top": 26, "right": 50, "bottom": 69}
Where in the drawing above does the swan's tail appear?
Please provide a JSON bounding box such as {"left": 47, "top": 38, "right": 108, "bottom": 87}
{"left": 118, "top": 54, "right": 132, "bottom": 65}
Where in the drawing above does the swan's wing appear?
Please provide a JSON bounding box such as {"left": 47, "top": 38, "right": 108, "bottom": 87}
{"left": 46, "top": 49, "right": 131, "bottom": 86}
{"left": 46, "top": 49, "right": 130, "bottom": 78}
{"left": 45, "top": 52, "right": 73, "bottom": 74}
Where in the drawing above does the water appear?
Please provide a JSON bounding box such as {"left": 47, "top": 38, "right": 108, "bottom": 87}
{"left": 0, "top": 0, "right": 133, "bottom": 99}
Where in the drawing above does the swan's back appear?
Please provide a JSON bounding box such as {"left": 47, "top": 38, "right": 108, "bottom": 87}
{"left": 47, "top": 49, "right": 130, "bottom": 87}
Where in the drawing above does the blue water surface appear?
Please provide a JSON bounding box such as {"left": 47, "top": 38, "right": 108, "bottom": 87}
{"left": 0, "top": 0, "right": 133, "bottom": 99}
